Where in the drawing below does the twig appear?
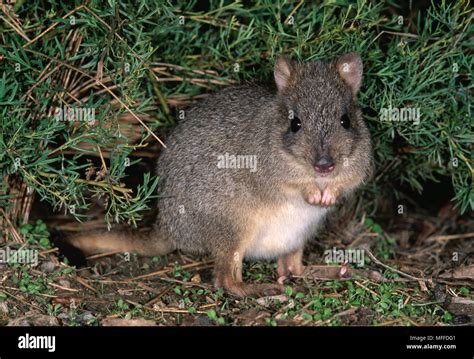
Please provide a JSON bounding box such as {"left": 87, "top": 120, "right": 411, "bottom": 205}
{"left": 370, "top": 30, "right": 419, "bottom": 47}
{"left": 452, "top": 12, "right": 473, "bottom": 49}
{"left": 427, "top": 232, "right": 474, "bottom": 242}
{"left": 0, "top": 209, "right": 23, "bottom": 243}
{"left": 0, "top": 289, "right": 44, "bottom": 312}
{"left": 125, "top": 261, "right": 213, "bottom": 282}
{"left": 20, "top": 47, "right": 167, "bottom": 148}
{"left": 22, "top": 5, "right": 85, "bottom": 47}
{"left": 38, "top": 171, "right": 132, "bottom": 194}
{"left": 125, "top": 299, "right": 207, "bottom": 314}
{"left": 354, "top": 280, "right": 383, "bottom": 300}
{"left": 363, "top": 247, "right": 426, "bottom": 282}
{"left": 0, "top": 10, "right": 30, "bottom": 41}
{"left": 284, "top": 0, "right": 304, "bottom": 25}
{"left": 76, "top": 276, "right": 98, "bottom": 293}
{"left": 48, "top": 282, "right": 79, "bottom": 292}
{"left": 38, "top": 248, "right": 59, "bottom": 256}
{"left": 86, "top": 250, "right": 123, "bottom": 260}
{"left": 144, "top": 285, "right": 174, "bottom": 306}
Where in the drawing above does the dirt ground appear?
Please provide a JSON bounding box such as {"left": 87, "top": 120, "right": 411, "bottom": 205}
{"left": 1, "top": 197, "right": 472, "bottom": 327}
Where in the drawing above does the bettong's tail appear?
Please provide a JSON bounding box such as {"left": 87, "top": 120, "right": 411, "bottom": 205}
{"left": 67, "top": 229, "right": 174, "bottom": 256}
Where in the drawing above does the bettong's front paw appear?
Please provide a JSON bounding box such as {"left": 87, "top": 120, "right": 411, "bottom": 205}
{"left": 304, "top": 187, "right": 322, "bottom": 205}
{"left": 320, "top": 186, "right": 339, "bottom": 206}
{"left": 305, "top": 186, "right": 339, "bottom": 207}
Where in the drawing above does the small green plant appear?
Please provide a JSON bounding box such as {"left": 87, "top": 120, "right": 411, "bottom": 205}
{"left": 441, "top": 311, "right": 453, "bottom": 323}
{"left": 11, "top": 267, "right": 51, "bottom": 295}
{"left": 206, "top": 309, "right": 225, "bottom": 325}
{"left": 19, "top": 219, "right": 51, "bottom": 248}
{"left": 265, "top": 317, "right": 278, "bottom": 327}
{"left": 47, "top": 303, "right": 63, "bottom": 317}
{"left": 116, "top": 298, "right": 130, "bottom": 311}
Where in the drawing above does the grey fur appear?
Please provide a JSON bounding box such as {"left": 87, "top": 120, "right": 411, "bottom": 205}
{"left": 155, "top": 53, "right": 373, "bottom": 257}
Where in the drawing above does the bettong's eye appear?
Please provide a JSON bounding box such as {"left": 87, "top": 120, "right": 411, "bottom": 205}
{"left": 340, "top": 113, "right": 351, "bottom": 129}
{"left": 290, "top": 113, "right": 302, "bottom": 133}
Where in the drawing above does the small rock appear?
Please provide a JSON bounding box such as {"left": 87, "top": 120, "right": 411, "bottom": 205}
{"left": 78, "top": 311, "right": 96, "bottom": 323}
{"left": 58, "top": 279, "right": 71, "bottom": 288}
{"left": 40, "top": 261, "right": 56, "bottom": 273}
{"left": 57, "top": 312, "right": 69, "bottom": 321}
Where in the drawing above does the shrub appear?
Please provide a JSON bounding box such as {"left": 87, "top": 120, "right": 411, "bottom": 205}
{"left": 0, "top": 0, "right": 471, "bottom": 235}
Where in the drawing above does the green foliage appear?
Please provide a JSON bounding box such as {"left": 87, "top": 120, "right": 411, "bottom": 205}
{"left": 1, "top": 1, "right": 163, "bottom": 226}
{"left": 11, "top": 266, "right": 51, "bottom": 295}
{"left": 19, "top": 219, "right": 51, "bottom": 248}
{"left": 0, "top": 0, "right": 472, "bottom": 233}
{"left": 206, "top": 309, "right": 226, "bottom": 325}
{"left": 253, "top": 275, "right": 448, "bottom": 325}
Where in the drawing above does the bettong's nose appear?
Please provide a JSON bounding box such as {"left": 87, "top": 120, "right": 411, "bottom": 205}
{"left": 314, "top": 155, "right": 335, "bottom": 174}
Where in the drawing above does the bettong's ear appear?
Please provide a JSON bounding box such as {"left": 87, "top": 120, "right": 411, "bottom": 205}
{"left": 335, "top": 52, "right": 363, "bottom": 95}
{"left": 274, "top": 55, "right": 296, "bottom": 92}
